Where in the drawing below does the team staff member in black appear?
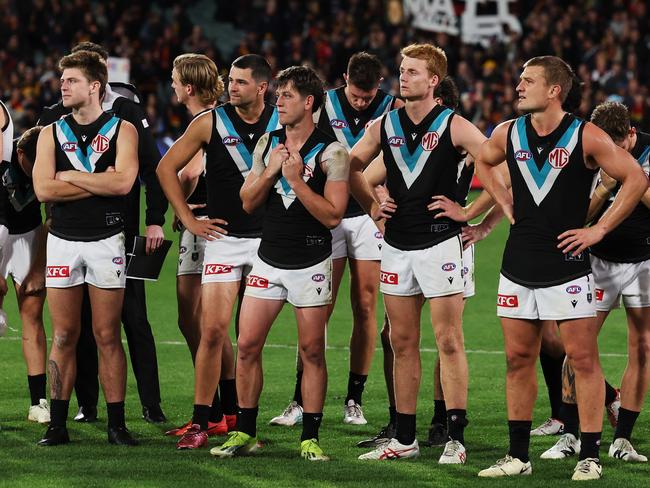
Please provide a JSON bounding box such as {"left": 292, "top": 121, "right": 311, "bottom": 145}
{"left": 212, "top": 66, "right": 349, "bottom": 461}
{"left": 33, "top": 51, "right": 139, "bottom": 446}
{"left": 38, "top": 42, "right": 168, "bottom": 424}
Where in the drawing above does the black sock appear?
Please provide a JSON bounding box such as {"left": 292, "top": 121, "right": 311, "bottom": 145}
{"left": 209, "top": 389, "right": 223, "bottom": 423}
{"left": 447, "top": 409, "right": 468, "bottom": 444}
{"left": 579, "top": 431, "right": 601, "bottom": 460}
{"left": 396, "top": 412, "right": 416, "bottom": 445}
{"left": 345, "top": 372, "right": 368, "bottom": 405}
{"left": 192, "top": 404, "right": 211, "bottom": 431}
{"left": 236, "top": 406, "right": 258, "bottom": 437}
{"left": 27, "top": 374, "right": 47, "bottom": 406}
{"left": 107, "top": 401, "right": 126, "bottom": 429}
{"left": 219, "top": 379, "right": 237, "bottom": 415}
{"left": 561, "top": 402, "right": 579, "bottom": 437}
{"left": 50, "top": 399, "right": 69, "bottom": 428}
{"left": 508, "top": 420, "right": 532, "bottom": 463}
{"left": 388, "top": 406, "right": 397, "bottom": 426}
{"left": 605, "top": 381, "right": 618, "bottom": 406}
{"left": 292, "top": 371, "right": 303, "bottom": 406}
{"left": 614, "top": 408, "right": 640, "bottom": 441}
{"left": 301, "top": 412, "right": 323, "bottom": 441}
{"left": 539, "top": 351, "right": 564, "bottom": 419}
{"left": 432, "top": 399, "right": 447, "bottom": 425}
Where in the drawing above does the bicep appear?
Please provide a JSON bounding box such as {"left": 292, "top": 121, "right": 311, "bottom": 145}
{"left": 115, "top": 122, "right": 139, "bottom": 176}
{"left": 324, "top": 180, "right": 349, "bottom": 211}
{"left": 363, "top": 154, "right": 386, "bottom": 186}
{"left": 349, "top": 123, "right": 381, "bottom": 171}
{"left": 451, "top": 116, "right": 486, "bottom": 160}
{"left": 33, "top": 127, "right": 56, "bottom": 181}
{"left": 182, "top": 150, "right": 205, "bottom": 180}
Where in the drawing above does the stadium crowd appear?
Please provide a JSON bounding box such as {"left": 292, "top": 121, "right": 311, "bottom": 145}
{"left": 1, "top": 0, "right": 649, "bottom": 139}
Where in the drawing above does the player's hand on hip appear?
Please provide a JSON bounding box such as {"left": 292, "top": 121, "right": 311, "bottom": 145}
{"left": 187, "top": 216, "right": 228, "bottom": 240}
{"left": 557, "top": 225, "right": 606, "bottom": 256}
{"left": 371, "top": 197, "right": 397, "bottom": 221}
{"left": 145, "top": 225, "right": 165, "bottom": 254}
{"left": 21, "top": 270, "right": 45, "bottom": 296}
{"left": 268, "top": 144, "right": 290, "bottom": 175}
{"left": 282, "top": 152, "right": 304, "bottom": 185}
{"left": 429, "top": 195, "right": 467, "bottom": 221}
{"left": 461, "top": 224, "right": 488, "bottom": 249}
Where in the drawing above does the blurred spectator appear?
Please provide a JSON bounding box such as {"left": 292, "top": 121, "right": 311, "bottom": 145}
{"left": 2, "top": 0, "right": 649, "bottom": 143}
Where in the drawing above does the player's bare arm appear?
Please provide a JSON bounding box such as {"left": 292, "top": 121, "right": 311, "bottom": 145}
{"left": 178, "top": 149, "right": 205, "bottom": 199}
{"left": 157, "top": 111, "right": 227, "bottom": 240}
{"left": 240, "top": 133, "right": 288, "bottom": 213}
{"left": 58, "top": 121, "right": 139, "bottom": 196}
{"left": 33, "top": 124, "right": 92, "bottom": 203}
{"left": 475, "top": 121, "right": 514, "bottom": 223}
{"left": 558, "top": 122, "right": 648, "bottom": 255}
{"left": 284, "top": 143, "right": 350, "bottom": 229}
{"left": 349, "top": 118, "right": 386, "bottom": 219}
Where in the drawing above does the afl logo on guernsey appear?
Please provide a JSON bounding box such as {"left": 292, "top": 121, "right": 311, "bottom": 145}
{"left": 421, "top": 131, "right": 439, "bottom": 151}
{"left": 566, "top": 285, "right": 582, "bottom": 294}
{"left": 91, "top": 134, "right": 110, "bottom": 154}
{"left": 388, "top": 136, "right": 405, "bottom": 147}
{"left": 112, "top": 257, "right": 124, "bottom": 265}
{"left": 311, "top": 273, "right": 325, "bottom": 282}
{"left": 441, "top": 262, "right": 456, "bottom": 272}
{"left": 61, "top": 142, "right": 77, "bottom": 152}
{"left": 222, "top": 135, "right": 243, "bottom": 146}
{"left": 549, "top": 147, "right": 570, "bottom": 169}
{"left": 330, "top": 119, "right": 348, "bottom": 129}
{"left": 515, "top": 150, "right": 531, "bottom": 161}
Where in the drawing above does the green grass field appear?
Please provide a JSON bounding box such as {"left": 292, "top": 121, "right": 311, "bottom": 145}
{"left": 0, "top": 193, "right": 647, "bottom": 487}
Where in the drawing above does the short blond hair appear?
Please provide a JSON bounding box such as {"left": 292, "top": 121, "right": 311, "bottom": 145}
{"left": 173, "top": 54, "right": 224, "bottom": 105}
{"left": 401, "top": 43, "right": 447, "bottom": 81}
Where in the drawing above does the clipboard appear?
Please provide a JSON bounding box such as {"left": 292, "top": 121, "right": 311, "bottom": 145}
{"left": 125, "top": 236, "right": 172, "bottom": 281}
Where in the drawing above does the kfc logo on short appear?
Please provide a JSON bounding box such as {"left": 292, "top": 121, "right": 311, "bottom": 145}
{"left": 388, "top": 136, "right": 405, "bottom": 147}
{"left": 91, "top": 134, "right": 109, "bottom": 154}
{"left": 421, "top": 131, "right": 439, "bottom": 151}
{"left": 380, "top": 270, "right": 398, "bottom": 285}
{"left": 246, "top": 275, "right": 269, "bottom": 288}
{"left": 204, "top": 263, "right": 233, "bottom": 275}
{"left": 595, "top": 288, "right": 604, "bottom": 302}
{"left": 515, "top": 150, "right": 531, "bottom": 161}
{"left": 548, "top": 147, "right": 570, "bottom": 169}
{"left": 330, "top": 119, "right": 348, "bottom": 129}
{"left": 497, "top": 294, "right": 519, "bottom": 307}
{"left": 61, "top": 142, "right": 77, "bottom": 152}
{"left": 47, "top": 266, "right": 70, "bottom": 278}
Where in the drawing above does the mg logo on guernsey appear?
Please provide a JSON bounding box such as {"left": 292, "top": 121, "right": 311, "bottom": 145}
{"left": 497, "top": 294, "right": 518, "bottom": 307}
{"left": 47, "top": 266, "right": 70, "bottom": 278}
{"left": 380, "top": 270, "right": 398, "bottom": 285}
{"left": 388, "top": 136, "right": 405, "bottom": 147}
{"left": 330, "top": 119, "right": 348, "bottom": 129}
{"left": 421, "top": 131, "right": 439, "bottom": 151}
{"left": 91, "top": 134, "right": 110, "bottom": 154}
{"left": 222, "top": 135, "right": 242, "bottom": 146}
{"left": 204, "top": 263, "right": 233, "bottom": 275}
{"left": 548, "top": 147, "right": 570, "bottom": 169}
{"left": 247, "top": 275, "right": 269, "bottom": 288}
{"left": 515, "top": 149, "right": 531, "bottom": 161}
{"left": 61, "top": 142, "right": 77, "bottom": 152}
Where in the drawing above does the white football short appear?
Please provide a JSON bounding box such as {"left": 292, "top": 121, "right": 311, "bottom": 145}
{"left": 244, "top": 255, "right": 332, "bottom": 307}
{"left": 201, "top": 234, "right": 260, "bottom": 284}
{"left": 46, "top": 232, "right": 126, "bottom": 289}
{"left": 0, "top": 227, "right": 40, "bottom": 285}
{"left": 591, "top": 255, "right": 650, "bottom": 310}
{"left": 177, "top": 228, "right": 206, "bottom": 276}
{"left": 331, "top": 214, "right": 383, "bottom": 260}
{"left": 379, "top": 235, "right": 464, "bottom": 298}
{"left": 462, "top": 243, "right": 475, "bottom": 299}
{"left": 497, "top": 273, "right": 597, "bottom": 320}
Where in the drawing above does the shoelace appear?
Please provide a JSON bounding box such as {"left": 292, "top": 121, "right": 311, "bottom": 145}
{"left": 539, "top": 418, "right": 554, "bottom": 429}
{"left": 348, "top": 403, "right": 363, "bottom": 417}
{"left": 493, "top": 455, "right": 513, "bottom": 467}
{"left": 283, "top": 403, "right": 298, "bottom": 416}
{"left": 576, "top": 459, "right": 597, "bottom": 473}
{"left": 443, "top": 441, "right": 461, "bottom": 456}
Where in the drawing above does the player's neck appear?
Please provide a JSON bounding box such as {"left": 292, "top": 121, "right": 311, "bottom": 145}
{"left": 235, "top": 98, "right": 265, "bottom": 124}
{"left": 284, "top": 116, "right": 315, "bottom": 151}
{"left": 404, "top": 98, "right": 437, "bottom": 125}
{"left": 71, "top": 102, "right": 103, "bottom": 125}
{"left": 530, "top": 107, "right": 566, "bottom": 137}
{"left": 187, "top": 98, "right": 213, "bottom": 117}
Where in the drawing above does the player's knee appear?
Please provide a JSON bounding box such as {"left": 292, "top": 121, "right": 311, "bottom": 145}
{"left": 565, "top": 349, "right": 598, "bottom": 375}
{"left": 52, "top": 330, "right": 76, "bottom": 350}
{"left": 435, "top": 328, "right": 464, "bottom": 356}
{"left": 351, "top": 295, "right": 375, "bottom": 323}
{"left": 505, "top": 348, "right": 536, "bottom": 374}
{"left": 299, "top": 341, "right": 325, "bottom": 367}
{"left": 200, "top": 326, "right": 226, "bottom": 348}
{"left": 631, "top": 332, "right": 650, "bottom": 367}
{"left": 93, "top": 327, "right": 120, "bottom": 349}
{"left": 237, "top": 335, "right": 262, "bottom": 362}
